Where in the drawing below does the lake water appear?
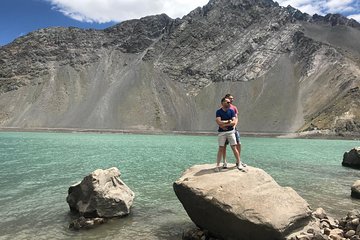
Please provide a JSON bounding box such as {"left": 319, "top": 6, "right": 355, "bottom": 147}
{"left": 0, "top": 131, "right": 360, "bottom": 239}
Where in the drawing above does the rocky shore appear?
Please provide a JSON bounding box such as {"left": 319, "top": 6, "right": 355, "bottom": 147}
{"left": 183, "top": 208, "right": 360, "bottom": 240}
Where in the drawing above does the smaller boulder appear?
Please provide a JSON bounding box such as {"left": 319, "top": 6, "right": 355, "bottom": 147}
{"left": 328, "top": 229, "right": 343, "bottom": 240}
{"left": 351, "top": 180, "right": 360, "bottom": 199}
{"left": 356, "top": 223, "right": 360, "bottom": 235}
{"left": 347, "top": 210, "right": 360, "bottom": 220}
{"left": 323, "top": 228, "right": 331, "bottom": 235}
{"left": 66, "top": 167, "right": 135, "bottom": 218}
{"left": 352, "top": 218, "right": 360, "bottom": 225}
{"left": 342, "top": 148, "right": 360, "bottom": 169}
{"left": 313, "top": 208, "right": 327, "bottom": 219}
{"left": 345, "top": 229, "right": 356, "bottom": 238}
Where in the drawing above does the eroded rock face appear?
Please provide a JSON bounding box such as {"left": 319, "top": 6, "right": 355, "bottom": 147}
{"left": 342, "top": 148, "right": 360, "bottom": 169}
{"left": 66, "top": 167, "right": 135, "bottom": 218}
{"left": 173, "top": 164, "right": 312, "bottom": 240}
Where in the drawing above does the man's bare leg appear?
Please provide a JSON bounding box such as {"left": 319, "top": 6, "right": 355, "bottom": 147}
{"left": 231, "top": 145, "right": 246, "bottom": 171}
{"left": 230, "top": 145, "right": 240, "bottom": 165}
{"left": 216, "top": 146, "right": 225, "bottom": 171}
{"left": 222, "top": 146, "right": 227, "bottom": 168}
{"left": 237, "top": 143, "right": 246, "bottom": 167}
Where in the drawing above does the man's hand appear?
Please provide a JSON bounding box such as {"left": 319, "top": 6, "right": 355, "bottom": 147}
{"left": 216, "top": 117, "right": 234, "bottom": 129}
{"left": 220, "top": 125, "right": 228, "bottom": 130}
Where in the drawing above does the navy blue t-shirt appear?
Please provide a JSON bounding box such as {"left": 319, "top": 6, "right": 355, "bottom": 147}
{"left": 216, "top": 108, "right": 235, "bottom": 132}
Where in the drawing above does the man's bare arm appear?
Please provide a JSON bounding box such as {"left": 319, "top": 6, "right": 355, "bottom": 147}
{"left": 233, "top": 116, "right": 238, "bottom": 127}
{"left": 216, "top": 117, "right": 236, "bottom": 127}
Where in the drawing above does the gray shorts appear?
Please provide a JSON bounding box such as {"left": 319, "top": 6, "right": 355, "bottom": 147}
{"left": 225, "top": 130, "right": 241, "bottom": 145}
{"left": 218, "top": 130, "right": 237, "bottom": 146}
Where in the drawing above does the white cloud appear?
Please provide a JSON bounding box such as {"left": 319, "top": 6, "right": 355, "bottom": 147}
{"left": 45, "top": 0, "right": 360, "bottom": 24}
{"left": 46, "top": 0, "right": 209, "bottom": 23}
{"left": 348, "top": 14, "right": 360, "bottom": 22}
{"left": 295, "top": 3, "right": 324, "bottom": 15}
{"left": 276, "top": 0, "right": 360, "bottom": 19}
{"left": 326, "top": 0, "right": 354, "bottom": 12}
{"left": 276, "top": 0, "right": 326, "bottom": 15}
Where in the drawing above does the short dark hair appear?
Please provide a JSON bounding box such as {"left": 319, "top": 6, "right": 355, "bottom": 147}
{"left": 221, "top": 97, "right": 227, "bottom": 103}
{"left": 224, "top": 93, "right": 232, "bottom": 98}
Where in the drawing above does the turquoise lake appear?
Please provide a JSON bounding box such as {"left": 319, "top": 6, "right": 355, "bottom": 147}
{"left": 0, "top": 131, "right": 360, "bottom": 240}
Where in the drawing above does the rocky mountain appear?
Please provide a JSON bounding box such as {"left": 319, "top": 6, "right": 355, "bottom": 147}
{"left": 1, "top": 0, "right": 360, "bottom": 135}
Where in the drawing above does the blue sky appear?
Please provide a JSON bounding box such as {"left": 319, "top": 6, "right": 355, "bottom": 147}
{"left": 1, "top": 0, "right": 359, "bottom": 46}
{"left": 0, "top": 0, "right": 114, "bottom": 46}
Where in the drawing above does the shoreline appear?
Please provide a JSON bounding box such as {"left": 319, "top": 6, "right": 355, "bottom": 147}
{"left": 0, "top": 127, "right": 359, "bottom": 140}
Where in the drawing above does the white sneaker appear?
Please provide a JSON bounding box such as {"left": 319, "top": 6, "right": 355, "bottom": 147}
{"left": 241, "top": 162, "right": 247, "bottom": 167}
{"left": 222, "top": 162, "right": 228, "bottom": 169}
{"left": 237, "top": 165, "right": 244, "bottom": 171}
{"left": 236, "top": 163, "right": 244, "bottom": 171}
{"left": 214, "top": 166, "right": 221, "bottom": 172}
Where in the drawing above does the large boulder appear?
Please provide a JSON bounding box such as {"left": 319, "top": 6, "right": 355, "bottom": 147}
{"left": 66, "top": 167, "right": 135, "bottom": 218}
{"left": 342, "top": 147, "right": 360, "bottom": 169}
{"left": 173, "top": 164, "right": 312, "bottom": 240}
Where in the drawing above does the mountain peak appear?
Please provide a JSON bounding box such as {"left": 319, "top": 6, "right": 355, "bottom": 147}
{"left": 189, "top": 0, "right": 280, "bottom": 17}
{"left": 182, "top": 0, "right": 287, "bottom": 29}
{"left": 207, "top": 0, "right": 278, "bottom": 7}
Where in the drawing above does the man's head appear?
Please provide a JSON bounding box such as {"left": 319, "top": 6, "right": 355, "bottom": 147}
{"left": 224, "top": 93, "right": 234, "bottom": 104}
{"left": 221, "top": 97, "right": 231, "bottom": 108}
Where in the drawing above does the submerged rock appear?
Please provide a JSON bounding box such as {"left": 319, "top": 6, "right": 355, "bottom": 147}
{"left": 69, "top": 216, "right": 107, "bottom": 230}
{"left": 182, "top": 227, "right": 211, "bottom": 240}
{"left": 173, "top": 164, "right": 312, "bottom": 240}
{"left": 66, "top": 167, "right": 135, "bottom": 218}
{"left": 342, "top": 147, "right": 360, "bottom": 169}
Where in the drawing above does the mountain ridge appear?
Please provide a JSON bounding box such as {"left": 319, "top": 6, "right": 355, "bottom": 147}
{"left": 0, "top": 0, "right": 359, "bottom": 135}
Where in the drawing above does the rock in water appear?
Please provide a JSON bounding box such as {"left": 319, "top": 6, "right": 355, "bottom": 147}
{"left": 69, "top": 216, "right": 107, "bottom": 230}
{"left": 66, "top": 167, "right": 135, "bottom": 217}
{"left": 173, "top": 164, "right": 311, "bottom": 240}
{"left": 351, "top": 180, "right": 360, "bottom": 199}
{"left": 342, "top": 147, "right": 360, "bottom": 169}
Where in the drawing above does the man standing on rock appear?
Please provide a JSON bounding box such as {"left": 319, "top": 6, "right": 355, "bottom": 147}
{"left": 222, "top": 93, "right": 245, "bottom": 169}
{"left": 215, "top": 97, "right": 244, "bottom": 171}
